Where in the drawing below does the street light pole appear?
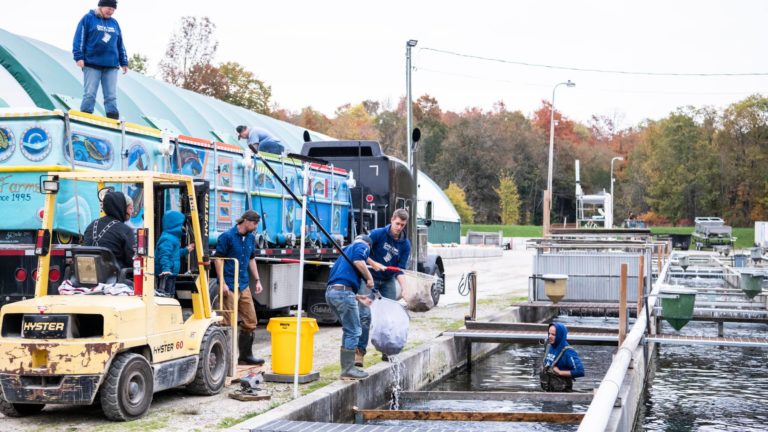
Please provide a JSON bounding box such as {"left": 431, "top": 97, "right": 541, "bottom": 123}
{"left": 546, "top": 80, "right": 575, "bottom": 194}
{"left": 406, "top": 39, "right": 418, "bottom": 170}
{"left": 610, "top": 156, "right": 624, "bottom": 227}
{"left": 544, "top": 80, "right": 575, "bottom": 234}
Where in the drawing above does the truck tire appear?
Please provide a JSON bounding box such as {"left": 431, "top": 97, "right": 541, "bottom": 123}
{"left": 0, "top": 394, "right": 44, "bottom": 417}
{"left": 100, "top": 353, "right": 153, "bottom": 421}
{"left": 186, "top": 326, "right": 228, "bottom": 395}
{"left": 431, "top": 267, "right": 444, "bottom": 307}
{"left": 208, "top": 279, "right": 221, "bottom": 311}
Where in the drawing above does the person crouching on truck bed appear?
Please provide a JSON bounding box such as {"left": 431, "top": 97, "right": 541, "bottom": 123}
{"left": 83, "top": 191, "right": 135, "bottom": 269}
{"left": 363, "top": 208, "right": 411, "bottom": 363}
{"left": 326, "top": 235, "right": 375, "bottom": 380}
{"left": 236, "top": 125, "right": 285, "bottom": 155}
{"left": 540, "top": 322, "right": 584, "bottom": 392}
{"left": 155, "top": 210, "right": 194, "bottom": 298}
{"left": 214, "top": 210, "right": 265, "bottom": 366}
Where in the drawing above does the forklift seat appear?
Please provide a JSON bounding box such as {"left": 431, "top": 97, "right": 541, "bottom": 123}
{"left": 68, "top": 246, "right": 133, "bottom": 288}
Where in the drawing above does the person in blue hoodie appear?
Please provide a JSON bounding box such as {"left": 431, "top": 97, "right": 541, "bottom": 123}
{"left": 362, "top": 208, "right": 411, "bottom": 363}
{"left": 366, "top": 208, "right": 411, "bottom": 300}
{"left": 541, "top": 322, "right": 584, "bottom": 392}
{"left": 326, "top": 235, "right": 375, "bottom": 380}
{"left": 155, "top": 211, "right": 194, "bottom": 297}
{"left": 72, "top": 0, "right": 128, "bottom": 120}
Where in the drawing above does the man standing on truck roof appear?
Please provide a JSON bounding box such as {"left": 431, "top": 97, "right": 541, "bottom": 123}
{"left": 236, "top": 125, "right": 285, "bottom": 155}
{"left": 214, "top": 210, "right": 265, "bottom": 366}
{"left": 360, "top": 208, "right": 411, "bottom": 363}
{"left": 72, "top": 0, "right": 128, "bottom": 120}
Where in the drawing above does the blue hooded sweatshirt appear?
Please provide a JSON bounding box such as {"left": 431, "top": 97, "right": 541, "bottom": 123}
{"left": 368, "top": 224, "right": 411, "bottom": 281}
{"left": 327, "top": 240, "right": 370, "bottom": 292}
{"left": 72, "top": 10, "right": 128, "bottom": 68}
{"left": 543, "top": 322, "right": 585, "bottom": 378}
{"left": 155, "top": 211, "right": 189, "bottom": 276}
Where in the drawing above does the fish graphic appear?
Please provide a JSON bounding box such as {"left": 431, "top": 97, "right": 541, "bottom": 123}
{"left": 82, "top": 137, "right": 111, "bottom": 161}
{"left": 0, "top": 130, "right": 8, "bottom": 150}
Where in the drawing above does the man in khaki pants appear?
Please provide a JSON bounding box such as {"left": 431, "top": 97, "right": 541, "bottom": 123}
{"left": 214, "top": 210, "right": 264, "bottom": 365}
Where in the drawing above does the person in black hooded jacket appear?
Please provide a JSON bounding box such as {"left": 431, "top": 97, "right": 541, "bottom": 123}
{"left": 83, "top": 191, "right": 135, "bottom": 268}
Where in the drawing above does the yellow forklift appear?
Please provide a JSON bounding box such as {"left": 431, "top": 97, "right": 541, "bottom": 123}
{"left": 0, "top": 171, "right": 233, "bottom": 420}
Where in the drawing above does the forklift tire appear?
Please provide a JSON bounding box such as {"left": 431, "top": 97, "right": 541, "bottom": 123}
{"left": 0, "top": 394, "right": 44, "bottom": 417}
{"left": 186, "top": 326, "right": 228, "bottom": 395}
{"left": 100, "top": 353, "right": 154, "bottom": 421}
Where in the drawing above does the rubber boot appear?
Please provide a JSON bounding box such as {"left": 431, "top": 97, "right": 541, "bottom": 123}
{"left": 341, "top": 348, "right": 368, "bottom": 380}
{"left": 238, "top": 331, "right": 265, "bottom": 366}
{"left": 355, "top": 348, "right": 365, "bottom": 367}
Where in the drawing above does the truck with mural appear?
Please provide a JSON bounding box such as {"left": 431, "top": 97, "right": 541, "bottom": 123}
{"left": 0, "top": 108, "right": 444, "bottom": 319}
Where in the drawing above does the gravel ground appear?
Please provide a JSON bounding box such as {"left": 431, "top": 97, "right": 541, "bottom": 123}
{"left": 0, "top": 249, "right": 533, "bottom": 432}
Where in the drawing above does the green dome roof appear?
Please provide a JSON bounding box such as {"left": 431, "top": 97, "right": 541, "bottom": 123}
{"left": 0, "top": 28, "right": 330, "bottom": 150}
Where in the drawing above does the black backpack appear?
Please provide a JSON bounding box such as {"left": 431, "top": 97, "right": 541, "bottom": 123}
{"left": 539, "top": 345, "right": 574, "bottom": 392}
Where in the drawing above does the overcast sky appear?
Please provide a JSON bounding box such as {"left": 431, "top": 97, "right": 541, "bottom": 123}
{"left": 3, "top": 1, "right": 767, "bottom": 128}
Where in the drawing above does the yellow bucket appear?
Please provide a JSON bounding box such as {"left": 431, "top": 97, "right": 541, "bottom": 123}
{"left": 266, "top": 317, "right": 319, "bottom": 375}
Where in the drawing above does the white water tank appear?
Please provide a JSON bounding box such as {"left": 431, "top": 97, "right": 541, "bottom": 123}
{"left": 755, "top": 221, "right": 768, "bottom": 248}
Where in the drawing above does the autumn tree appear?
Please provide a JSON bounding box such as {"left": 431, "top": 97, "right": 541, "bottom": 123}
{"left": 640, "top": 109, "right": 719, "bottom": 224}
{"left": 433, "top": 108, "right": 505, "bottom": 223}
{"left": 218, "top": 62, "right": 272, "bottom": 114}
{"left": 495, "top": 173, "right": 521, "bottom": 225}
{"left": 717, "top": 95, "right": 768, "bottom": 224}
{"left": 183, "top": 63, "right": 228, "bottom": 98}
{"left": 376, "top": 99, "right": 406, "bottom": 160}
{"left": 160, "top": 16, "right": 218, "bottom": 87}
{"left": 291, "top": 106, "right": 332, "bottom": 135}
{"left": 327, "top": 103, "right": 378, "bottom": 140}
{"left": 444, "top": 182, "right": 474, "bottom": 223}
{"left": 413, "top": 95, "right": 447, "bottom": 175}
{"left": 128, "top": 53, "right": 148, "bottom": 74}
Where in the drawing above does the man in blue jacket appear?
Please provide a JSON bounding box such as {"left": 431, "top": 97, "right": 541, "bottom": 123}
{"left": 362, "top": 208, "right": 411, "bottom": 363}
{"left": 541, "top": 322, "right": 585, "bottom": 392}
{"left": 367, "top": 208, "right": 411, "bottom": 300}
{"left": 155, "top": 211, "right": 195, "bottom": 298}
{"left": 214, "top": 210, "right": 264, "bottom": 365}
{"left": 72, "top": 0, "right": 128, "bottom": 120}
{"left": 326, "top": 235, "right": 375, "bottom": 380}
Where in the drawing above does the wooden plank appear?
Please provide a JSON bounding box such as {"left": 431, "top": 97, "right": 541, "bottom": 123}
{"left": 400, "top": 391, "right": 593, "bottom": 403}
{"left": 357, "top": 409, "right": 584, "bottom": 424}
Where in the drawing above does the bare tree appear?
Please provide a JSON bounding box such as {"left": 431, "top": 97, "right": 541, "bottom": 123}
{"left": 159, "top": 16, "right": 218, "bottom": 87}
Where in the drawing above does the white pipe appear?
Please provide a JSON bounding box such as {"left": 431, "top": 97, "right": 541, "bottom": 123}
{"left": 293, "top": 163, "right": 310, "bottom": 399}
{"left": 577, "top": 258, "right": 670, "bottom": 431}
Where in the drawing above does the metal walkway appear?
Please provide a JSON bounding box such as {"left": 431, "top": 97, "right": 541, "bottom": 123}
{"left": 646, "top": 333, "right": 768, "bottom": 348}
{"left": 445, "top": 321, "right": 619, "bottom": 345}
{"left": 515, "top": 301, "right": 768, "bottom": 324}
{"left": 256, "top": 420, "right": 479, "bottom": 432}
